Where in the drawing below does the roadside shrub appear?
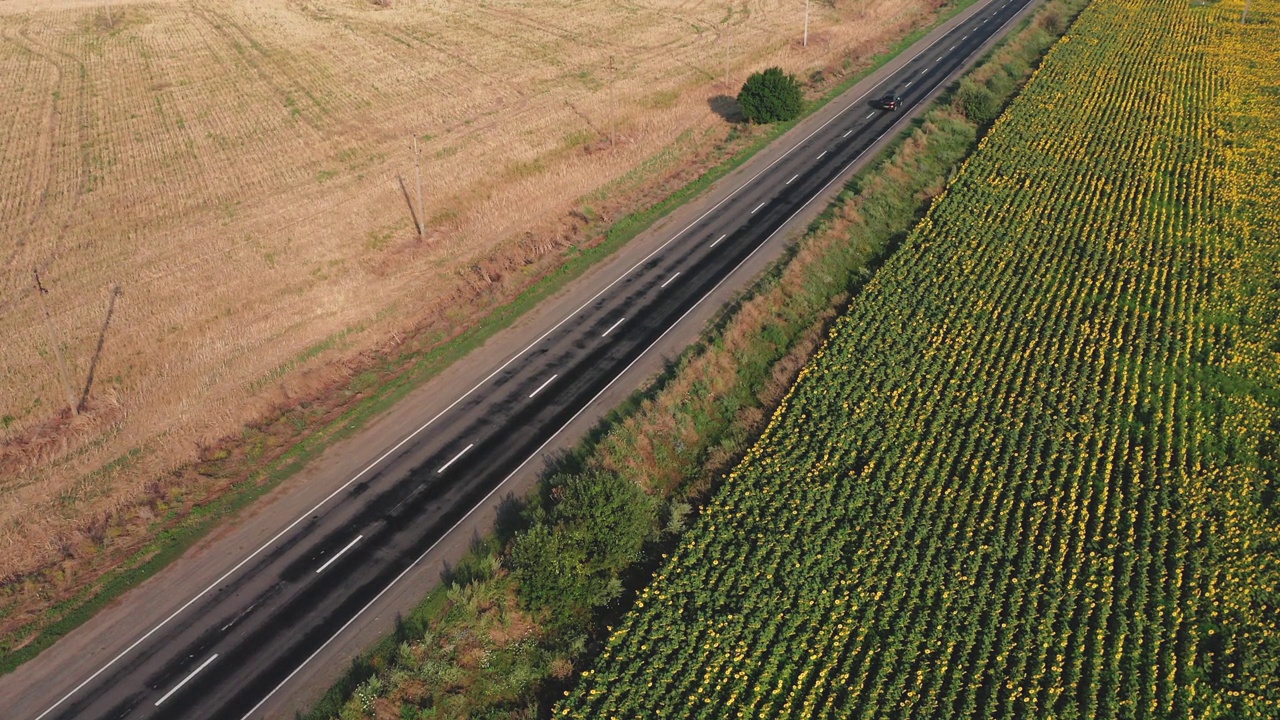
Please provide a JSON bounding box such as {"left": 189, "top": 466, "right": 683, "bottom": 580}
{"left": 508, "top": 470, "right": 656, "bottom": 628}
{"left": 1039, "top": 7, "right": 1065, "bottom": 33}
{"left": 738, "top": 67, "right": 805, "bottom": 124}
{"left": 555, "top": 470, "right": 655, "bottom": 574}
{"left": 955, "top": 77, "right": 1000, "bottom": 125}
{"left": 508, "top": 523, "right": 605, "bottom": 623}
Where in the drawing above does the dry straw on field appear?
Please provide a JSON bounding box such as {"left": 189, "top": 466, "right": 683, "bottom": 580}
{"left": 0, "top": 0, "right": 936, "bottom": 587}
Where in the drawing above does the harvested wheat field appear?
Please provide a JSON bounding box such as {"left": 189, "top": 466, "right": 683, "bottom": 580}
{"left": 0, "top": 0, "right": 939, "bottom": 619}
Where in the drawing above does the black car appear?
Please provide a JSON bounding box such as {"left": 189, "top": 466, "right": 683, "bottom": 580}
{"left": 874, "top": 94, "right": 902, "bottom": 110}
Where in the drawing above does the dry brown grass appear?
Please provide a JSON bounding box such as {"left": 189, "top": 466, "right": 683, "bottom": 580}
{"left": 595, "top": 111, "right": 968, "bottom": 497}
{"left": 0, "top": 0, "right": 938, "bottom": 590}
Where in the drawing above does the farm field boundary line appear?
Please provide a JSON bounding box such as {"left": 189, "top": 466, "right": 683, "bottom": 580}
{"left": 0, "top": 0, "right": 992, "bottom": 680}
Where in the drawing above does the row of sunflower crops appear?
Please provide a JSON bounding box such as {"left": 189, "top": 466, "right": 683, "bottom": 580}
{"left": 558, "top": 0, "right": 1280, "bottom": 716}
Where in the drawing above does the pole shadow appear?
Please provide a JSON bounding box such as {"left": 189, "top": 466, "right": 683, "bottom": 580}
{"left": 79, "top": 283, "right": 122, "bottom": 412}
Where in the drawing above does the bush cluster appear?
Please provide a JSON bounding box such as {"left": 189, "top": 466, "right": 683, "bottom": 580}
{"left": 738, "top": 67, "right": 805, "bottom": 124}
{"left": 507, "top": 470, "right": 657, "bottom": 628}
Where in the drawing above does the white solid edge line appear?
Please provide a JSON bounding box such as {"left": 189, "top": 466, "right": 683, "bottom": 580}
{"left": 315, "top": 535, "right": 363, "bottom": 575}
{"left": 36, "top": 4, "right": 1012, "bottom": 717}
{"left": 436, "top": 444, "right": 474, "bottom": 475}
{"left": 528, "top": 374, "right": 559, "bottom": 399}
{"left": 751, "top": 201, "right": 766, "bottom": 214}
{"left": 660, "top": 272, "right": 681, "bottom": 289}
{"left": 786, "top": 174, "right": 799, "bottom": 184}
{"left": 602, "top": 317, "right": 626, "bottom": 337}
{"left": 240, "top": 6, "right": 1033, "bottom": 710}
{"left": 155, "top": 654, "right": 219, "bottom": 707}
{"left": 710, "top": 234, "right": 727, "bottom": 248}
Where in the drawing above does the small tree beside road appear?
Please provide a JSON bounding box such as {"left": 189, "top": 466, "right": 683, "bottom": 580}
{"left": 737, "top": 67, "right": 804, "bottom": 124}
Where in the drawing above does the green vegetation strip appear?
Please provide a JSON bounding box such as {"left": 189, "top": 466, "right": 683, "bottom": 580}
{"left": 304, "top": 0, "right": 1084, "bottom": 716}
{"left": 0, "top": 0, "right": 988, "bottom": 677}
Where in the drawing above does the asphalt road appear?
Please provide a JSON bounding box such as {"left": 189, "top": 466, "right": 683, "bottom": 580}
{"left": 14, "top": 0, "right": 1039, "bottom": 716}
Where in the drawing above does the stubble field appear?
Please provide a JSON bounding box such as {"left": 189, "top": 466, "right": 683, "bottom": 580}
{"left": 0, "top": 0, "right": 941, "bottom": 594}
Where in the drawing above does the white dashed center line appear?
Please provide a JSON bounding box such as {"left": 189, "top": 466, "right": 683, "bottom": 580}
{"left": 436, "top": 443, "right": 474, "bottom": 474}
{"left": 817, "top": 150, "right": 828, "bottom": 160}
{"left": 155, "top": 655, "right": 219, "bottom": 707}
{"left": 905, "top": 81, "right": 914, "bottom": 88}
{"left": 602, "top": 317, "right": 626, "bottom": 337}
{"left": 529, "top": 374, "right": 558, "bottom": 398}
{"left": 316, "top": 535, "right": 363, "bottom": 575}
{"left": 787, "top": 174, "right": 799, "bottom": 185}
{"left": 660, "top": 272, "right": 681, "bottom": 289}
{"left": 751, "top": 201, "right": 767, "bottom": 214}
{"left": 39, "top": 8, "right": 1053, "bottom": 717}
{"left": 920, "top": 68, "right": 928, "bottom": 75}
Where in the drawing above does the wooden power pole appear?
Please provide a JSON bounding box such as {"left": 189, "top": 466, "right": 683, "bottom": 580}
{"left": 609, "top": 56, "right": 618, "bottom": 149}
{"left": 33, "top": 269, "right": 78, "bottom": 417}
{"left": 412, "top": 135, "right": 425, "bottom": 239}
{"left": 804, "top": 0, "right": 810, "bottom": 47}
{"left": 724, "top": 26, "right": 732, "bottom": 88}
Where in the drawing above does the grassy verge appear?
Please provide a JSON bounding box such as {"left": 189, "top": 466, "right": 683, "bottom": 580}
{"left": 301, "top": 0, "right": 1088, "bottom": 716}
{"left": 0, "top": 0, "right": 993, "bottom": 677}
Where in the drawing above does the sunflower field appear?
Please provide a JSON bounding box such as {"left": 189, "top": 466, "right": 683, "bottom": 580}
{"left": 557, "top": 0, "right": 1280, "bottom": 716}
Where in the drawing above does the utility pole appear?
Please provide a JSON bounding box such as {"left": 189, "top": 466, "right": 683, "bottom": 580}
{"left": 105, "top": 0, "right": 113, "bottom": 28}
{"left": 724, "top": 26, "right": 732, "bottom": 88}
{"left": 412, "top": 135, "right": 424, "bottom": 238}
{"left": 609, "top": 56, "right": 617, "bottom": 148}
{"left": 804, "top": 0, "right": 810, "bottom": 47}
{"left": 1241, "top": 0, "right": 1251, "bottom": 22}
{"left": 33, "top": 269, "right": 78, "bottom": 417}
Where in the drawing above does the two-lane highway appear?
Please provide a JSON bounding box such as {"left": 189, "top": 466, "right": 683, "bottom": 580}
{"left": 21, "top": 0, "right": 1040, "bottom": 716}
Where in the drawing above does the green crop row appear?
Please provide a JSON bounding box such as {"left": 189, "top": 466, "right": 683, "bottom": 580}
{"left": 560, "top": 0, "right": 1280, "bottom": 717}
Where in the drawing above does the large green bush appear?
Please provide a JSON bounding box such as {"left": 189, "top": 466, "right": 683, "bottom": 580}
{"left": 508, "top": 470, "right": 656, "bottom": 628}
{"left": 955, "top": 77, "right": 1000, "bottom": 125}
{"left": 737, "top": 67, "right": 804, "bottom": 124}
